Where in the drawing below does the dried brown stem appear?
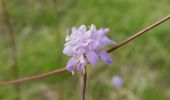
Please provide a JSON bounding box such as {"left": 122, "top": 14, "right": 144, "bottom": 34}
{"left": 81, "top": 68, "right": 87, "bottom": 100}
{"left": 0, "top": 68, "right": 66, "bottom": 85}
{"left": 0, "top": 14, "right": 169, "bottom": 85}
{"left": 107, "top": 14, "right": 170, "bottom": 53}
{"left": 1, "top": 1, "right": 18, "bottom": 69}
{"left": 0, "top": 0, "right": 20, "bottom": 99}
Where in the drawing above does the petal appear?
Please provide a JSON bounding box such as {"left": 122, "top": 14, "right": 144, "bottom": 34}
{"left": 76, "top": 48, "right": 86, "bottom": 55}
{"left": 77, "top": 63, "right": 85, "bottom": 71}
{"left": 80, "top": 39, "right": 92, "bottom": 47}
{"left": 100, "top": 51, "right": 112, "bottom": 64}
{"left": 86, "top": 30, "right": 92, "bottom": 38}
{"left": 100, "top": 37, "right": 116, "bottom": 47}
{"left": 79, "top": 25, "right": 86, "bottom": 32}
{"left": 71, "top": 27, "right": 81, "bottom": 35}
{"left": 79, "top": 55, "right": 86, "bottom": 63}
{"left": 90, "top": 24, "right": 96, "bottom": 32}
{"left": 66, "top": 57, "right": 77, "bottom": 72}
{"left": 63, "top": 45, "right": 73, "bottom": 56}
{"left": 77, "top": 55, "right": 86, "bottom": 70}
{"left": 86, "top": 51, "right": 99, "bottom": 65}
{"left": 89, "top": 40, "right": 99, "bottom": 50}
{"left": 97, "top": 28, "right": 109, "bottom": 36}
{"left": 71, "top": 27, "right": 77, "bottom": 33}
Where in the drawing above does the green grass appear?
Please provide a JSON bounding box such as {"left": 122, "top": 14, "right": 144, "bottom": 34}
{"left": 0, "top": 0, "right": 170, "bottom": 100}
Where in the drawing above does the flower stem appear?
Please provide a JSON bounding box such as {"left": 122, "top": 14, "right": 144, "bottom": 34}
{"left": 81, "top": 68, "right": 87, "bottom": 100}
{"left": 107, "top": 14, "right": 170, "bottom": 53}
{"left": 0, "top": 68, "right": 66, "bottom": 85}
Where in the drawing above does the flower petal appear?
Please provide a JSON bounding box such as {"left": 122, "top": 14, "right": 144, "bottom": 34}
{"left": 71, "top": 27, "right": 81, "bottom": 36}
{"left": 89, "top": 40, "right": 99, "bottom": 50}
{"left": 66, "top": 57, "right": 77, "bottom": 72}
{"left": 79, "top": 25, "right": 86, "bottom": 32}
{"left": 86, "top": 51, "right": 99, "bottom": 65}
{"left": 100, "top": 51, "right": 112, "bottom": 64}
{"left": 100, "top": 37, "right": 116, "bottom": 47}
{"left": 77, "top": 63, "right": 85, "bottom": 71}
{"left": 63, "top": 45, "right": 72, "bottom": 56}
{"left": 76, "top": 48, "right": 86, "bottom": 55}
{"left": 90, "top": 24, "right": 96, "bottom": 33}
{"left": 97, "top": 28, "right": 109, "bottom": 36}
{"left": 71, "top": 27, "right": 77, "bottom": 33}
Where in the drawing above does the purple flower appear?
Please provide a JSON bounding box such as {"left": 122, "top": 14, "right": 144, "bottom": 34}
{"left": 63, "top": 24, "right": 116, "bottom": 72}
{"left": 111, "top": 76, "right": 124, "bottom": 88}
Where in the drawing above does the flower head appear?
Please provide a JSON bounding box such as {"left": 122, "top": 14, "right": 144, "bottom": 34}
{"left": 63, "top": 24, "right": 116, "bottom": 72}
{"left": 111, "top": 76, "right": 124, "bottom": 88}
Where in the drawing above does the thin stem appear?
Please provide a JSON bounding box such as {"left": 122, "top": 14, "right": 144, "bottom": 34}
{"left": 0, "top": 14, "right": 169, "bottom": 85}
{"left": 107, "top": 14, "right": 170, "bottom": 53}
{"left": 81, "top": 68, "right": 87, "bottom": 100}
{"left": 1, "top": 1, "right": 18, "bottom": 70}
{"left": 0, "top": 0, "right": 20, "bottom": 99}
{"left": 0, "top": 68, "right": 66, "bottom": 85}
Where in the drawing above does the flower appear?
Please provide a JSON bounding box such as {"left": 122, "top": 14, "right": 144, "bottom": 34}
{"left": 111, "top": 76, "right": 124, "bottom": 88}
{"left": 63, "top": 24, "right": 116, "bottom": 72}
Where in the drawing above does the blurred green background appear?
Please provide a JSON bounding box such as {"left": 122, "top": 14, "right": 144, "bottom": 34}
{"left": 0, "top": 0, "right": 170, "bottom": 100}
